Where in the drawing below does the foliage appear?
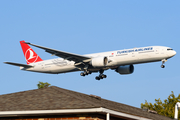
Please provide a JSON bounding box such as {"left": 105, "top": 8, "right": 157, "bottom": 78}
{"left": 141, "top": 91, "right": 180, "bottom": 119}
{"left": 37, "top": 81, "right": 51, "bottom": 89}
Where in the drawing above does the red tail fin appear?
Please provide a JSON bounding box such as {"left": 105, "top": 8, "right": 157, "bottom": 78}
{"left": 20, "top": 40, "right": 43, "bottom": 64}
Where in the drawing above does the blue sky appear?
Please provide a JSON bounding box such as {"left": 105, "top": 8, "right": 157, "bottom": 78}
{"left": 1, "top": 0, "right": 180, "bottom": 108}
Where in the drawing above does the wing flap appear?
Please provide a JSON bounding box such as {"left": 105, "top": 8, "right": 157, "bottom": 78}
{"left": 25, "top": 42, "right": 91, "bottom": 63}
{"left": 4, "top": 62, "right": 33, "bottom": 68}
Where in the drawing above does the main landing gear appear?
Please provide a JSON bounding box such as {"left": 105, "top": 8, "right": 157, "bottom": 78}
{"left": 80, "top": 71, "right": 92, "bottom": 76}
{"left": 95, "top": 70, "right": 107, "bottom": 80}
{"left": 161, "top": 59, "right": 167, "bottom": 68}
{"left": 80, "top": 69, "right": 107, "bottom": 80}
{"left": 95, "top": 74, "right": 107, "bottom": 80}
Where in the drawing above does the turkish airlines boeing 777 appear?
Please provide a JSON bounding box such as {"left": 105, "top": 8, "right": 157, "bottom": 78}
{"left": 4, "top": 41, "right": 176, "bottom": 80}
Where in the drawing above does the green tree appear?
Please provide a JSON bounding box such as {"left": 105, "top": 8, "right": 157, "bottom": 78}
{"left": 37, "top": 81, "right": 51, "bottom": 89}
{"left": 141, "top": 91, "right": 180, "bottom": 119}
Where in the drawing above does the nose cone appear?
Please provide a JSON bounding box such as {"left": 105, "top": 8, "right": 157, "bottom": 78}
{"left": 173, "top": 50, "right": 177, "bottom": 56}
{"left": 169, "top": 50, "right": 176, "bottom": 57}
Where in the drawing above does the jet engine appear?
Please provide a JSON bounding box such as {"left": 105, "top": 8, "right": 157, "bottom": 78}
{"left": 91, "top": 56, "right": 108, "bottom": 67}
{"left": 116, "top": 65, "right": 134, "bottom": 75}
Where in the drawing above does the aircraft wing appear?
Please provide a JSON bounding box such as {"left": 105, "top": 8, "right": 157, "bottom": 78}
{"left": 25, "top": 42, "right": 91, "bottom": 63}
{"left": 4, "top": 62, "right": 33, "bottom": 68}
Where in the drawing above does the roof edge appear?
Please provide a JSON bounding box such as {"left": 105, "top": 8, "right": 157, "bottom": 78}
{"left": 0, "top": 107, "right": 151, "bottom": 120}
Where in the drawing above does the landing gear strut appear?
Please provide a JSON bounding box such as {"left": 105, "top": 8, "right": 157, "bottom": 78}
{"left": 95, "top": 70, "right": 107, "bottom": 80}
{"left": 161, "top": 59, "right": 167, "bottom": 68}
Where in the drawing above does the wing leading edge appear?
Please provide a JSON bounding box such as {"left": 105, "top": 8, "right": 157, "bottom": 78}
{"left": 24, "top": 42, "right": 91, "bottom": 63}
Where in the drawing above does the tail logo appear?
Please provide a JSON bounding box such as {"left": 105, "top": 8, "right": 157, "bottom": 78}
{"left": 25, "top": 48, "right": 38, "bottom": 64}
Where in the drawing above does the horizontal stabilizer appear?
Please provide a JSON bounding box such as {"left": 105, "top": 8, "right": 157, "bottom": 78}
{"left": 4, "top": 62, "right": 33, "bottom": 68}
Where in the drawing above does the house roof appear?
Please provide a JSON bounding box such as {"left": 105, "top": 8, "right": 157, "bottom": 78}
{"left": 0, "top": 86, "right": 173, "bottom": 120}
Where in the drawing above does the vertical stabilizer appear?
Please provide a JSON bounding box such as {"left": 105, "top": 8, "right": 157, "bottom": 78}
{"left": 20, "top": 40, "right": 43, "bottom": 64}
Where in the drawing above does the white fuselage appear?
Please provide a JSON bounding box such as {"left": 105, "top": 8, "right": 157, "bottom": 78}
{"left": 21, "top": 46, "right": 176, "bottom": 74}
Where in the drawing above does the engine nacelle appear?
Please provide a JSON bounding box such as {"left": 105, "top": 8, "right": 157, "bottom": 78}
{"left": 91, "top": 56, "right": 108, "bottom": 67}
{"left": 116, "top": 65, "right": 134, "bottom": 75}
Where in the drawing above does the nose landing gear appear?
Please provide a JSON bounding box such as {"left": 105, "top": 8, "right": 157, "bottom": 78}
{"left": 161, "top": 59, "right": 167, "bottom": 68}
{"left": 161, "top": 65, "right": 165, "bottom": 68}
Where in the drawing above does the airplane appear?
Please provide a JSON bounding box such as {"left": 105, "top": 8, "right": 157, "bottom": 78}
{"left": 4, "top": 40, "right": 176, "bottom": 80}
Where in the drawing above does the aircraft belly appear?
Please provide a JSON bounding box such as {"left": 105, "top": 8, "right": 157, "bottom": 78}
{"left": 21, "top": 66, "right": 51, "bottom": 73}
{"left": 50, "top": 65, "right": 78, "bottom": 73}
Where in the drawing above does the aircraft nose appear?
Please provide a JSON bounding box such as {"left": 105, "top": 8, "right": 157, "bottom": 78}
{"left": 173, "top": 50, "right": 177, "bottom": 56}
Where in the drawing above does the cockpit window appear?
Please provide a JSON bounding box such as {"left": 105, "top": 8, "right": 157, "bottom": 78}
{"left": 167, "top": 48, "right": 173, "bottom": 51}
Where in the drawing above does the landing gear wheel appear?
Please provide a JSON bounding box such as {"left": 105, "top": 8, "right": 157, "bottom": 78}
{"left": 95, "top": 70, "right": 107, "bottom": 80}
{"left": 101, "top": 74, "right": 107, "bottom": 78}
{"left": 80, "top": 72, "right": 85, "bottom": 76}
{"left": 84, "top": 71, "right": 88, "bottom": 75}
{"left": 99, "top": 75, "right": 103, "bottom": 79}
{"left": 87, "top": 71, "right": 92, "bottom": 74}
{"left": 80, "top": 71, "right": 92, "bottom": 77}
{"left": 95, "top": 76, "right": 100, "bottom": 80}
{"left": 161, "top": 65, "right": 165, "bottom": 68}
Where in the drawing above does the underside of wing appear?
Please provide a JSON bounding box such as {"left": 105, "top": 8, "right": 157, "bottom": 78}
{"left": 24, "top": 42, "right": 91, "bottom": 63}
{"left": 4, "top": 62, "right": 33, "bottom": 68}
